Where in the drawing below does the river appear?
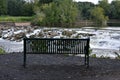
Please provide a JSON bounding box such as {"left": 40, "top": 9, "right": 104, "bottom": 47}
{"left": 0, "top": 26, "right": 120, "bottom": 58}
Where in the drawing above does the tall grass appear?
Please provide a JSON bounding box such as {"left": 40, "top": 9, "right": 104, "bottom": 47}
{"left": 0, "top": 48, "right": 5, "bottom": 54}
{"left": 0, "top": 16, "right": 33, "bottom": 22}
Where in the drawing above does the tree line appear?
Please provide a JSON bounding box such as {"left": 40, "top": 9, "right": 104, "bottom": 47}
{"left": 0, "top": 0, "right": 34, "bottom": 16}
{"left": 0, "top": 0, "right": 120, "bottom": 26}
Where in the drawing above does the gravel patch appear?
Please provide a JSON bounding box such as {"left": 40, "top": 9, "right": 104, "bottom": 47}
{"left": 0, "top": 53, "right": 120, "bottom": 80}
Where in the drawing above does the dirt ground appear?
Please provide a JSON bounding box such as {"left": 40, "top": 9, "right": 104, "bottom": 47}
{"left": 0, "top": 53, "right": 120, "bottom": 80}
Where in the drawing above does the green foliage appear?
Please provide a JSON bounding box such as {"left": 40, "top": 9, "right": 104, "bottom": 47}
{"left": 0, "top": 0, "right": 120, "bottom": 27}
{"left": 39, "top": 0, "right": 53, "bottom": 4}
{"left": 0, "top": 16, "right": 33, "bottom": 22}
{"left": 98, "top": 0, "right": 120, "bottom": 20}
{"left": 77, "top": 2, "right": 95, "bottom": 20}
{"left": 91, "top": 54, "right": 96, "bottom": 58}
{"left": 0, "top": 0, "right": 7, "bottom": 15}
{"left": 30, "top": 40, "right": 48, "bottom": 52}
{"left": 98, "top": 0, "right": 110, "bottom": 16}
{"left": 22, "top": 2, "right": 34, "bottom": 16}
{"left": 90, "top": 7, "right": 108, "bottom": 26}
{"left": 32, "top": 0, "right": 78, "bottom": 27}
{"left": 109, "top": 0, "right": 120, "bottom": 19}
{"left": 89, "top": 49, "right": 92, "bottom": 54}
{"left": 76, "top": 0, "right": 120, "bottom": 23}
{"left": 7, "top": 0, "right": 34, "bottom": 16}
{"left": 0, "top": 48, "right": 5, "bottom": 54}
{"left": 32, "top": 12, "right": 46, "bottom": 25}
{"left": 7, "top": 0, "right": 25, "bottom": 16}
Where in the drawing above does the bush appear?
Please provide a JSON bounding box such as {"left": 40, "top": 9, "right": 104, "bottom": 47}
{"left": 32, "top": 0, "right": 78, "bottom": 27}
{"left": 30, "top": 40, "right": 48, "bottom": 52}
{"left": 0, "top": 48, "right": 5, "bottom": 54}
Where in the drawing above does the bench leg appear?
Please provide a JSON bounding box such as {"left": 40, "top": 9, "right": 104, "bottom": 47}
{"left": 23, "top": 53, "right": 26, "bottom": 68}
{"left": 86, "top": 54, "right": 89, "bottom": 68}
{"left": 85, "top": 54, "right": 87, "bottom": 65}
{"left": 85, "top": 54, "right": 89, "bottom": 68}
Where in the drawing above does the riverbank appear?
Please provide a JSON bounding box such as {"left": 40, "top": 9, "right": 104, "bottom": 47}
{"left": 0, "top": 53, "right": 120, "bottom": 80}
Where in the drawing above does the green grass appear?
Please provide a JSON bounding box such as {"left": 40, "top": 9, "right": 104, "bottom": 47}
{"left": 0, "top": 48, "right": 5, "bottom": 54}
{"left": 0, "top": 16, "right": 33, "bottom": 22}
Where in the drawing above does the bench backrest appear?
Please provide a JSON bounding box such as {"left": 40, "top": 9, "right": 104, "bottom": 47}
{"left": 24, "top": 38, "right": 90, "bottom": 54}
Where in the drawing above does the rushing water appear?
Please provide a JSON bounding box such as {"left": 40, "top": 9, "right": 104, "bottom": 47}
{"left": 0, "top": 27, "right": 120, "bottom": 58}
{"left": 0, "top": 38, "right": 23, "bottom": 53}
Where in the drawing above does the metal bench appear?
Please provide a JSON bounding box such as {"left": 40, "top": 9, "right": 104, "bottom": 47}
{"left": 23, "top": 38, "right": 90, "bottom": 68}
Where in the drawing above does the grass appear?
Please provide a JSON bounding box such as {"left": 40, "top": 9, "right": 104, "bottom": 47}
{"left": 0, "top": 48, "right": 5, "bottom": 54}
{"left": 0, "top": 16, "right": 33, "bottom": 22}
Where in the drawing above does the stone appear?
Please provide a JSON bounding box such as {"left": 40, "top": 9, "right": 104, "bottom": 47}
{"left": 13, "top": 32, "right": 26, "bottom": 41}
{"left": 62, "top": 30, "right": 76, "bottom": 37}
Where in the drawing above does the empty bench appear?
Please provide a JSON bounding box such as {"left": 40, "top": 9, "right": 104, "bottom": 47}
{"left": 23, "top": 38, "right": 90, "bottom": 68}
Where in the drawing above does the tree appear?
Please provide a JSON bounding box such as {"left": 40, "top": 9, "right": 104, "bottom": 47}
{"left": 98, "top": 0, "right": 110, "bottom": 16}
{"left": 77, "top": 2, "right": 95, "bottom": 20}
{"left": 7, "top": 0, "right": 25, "bottom": 16}
{"left": 0, "top": 0, "right": 7, "bottom": 15}
{"left": 22, "top": 2, "right": 34, "bottom": 16}
{"left": 90, "top": 7, "right": 108, "bottom": 26}
{"left": 109, "top": 0, "right": 120, "bottom": 19}
{"left": 39, "top": 0, "right": 53, "bottom": 4}
{"left": 33, "top": 0, "right": 78, "bottom": 27}
{"left": 7, "top": 0, "right": 34, "bottom": 16}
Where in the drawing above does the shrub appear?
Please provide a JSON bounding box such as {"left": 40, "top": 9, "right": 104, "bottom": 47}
{"left": 0, "top": 48, "right": 5, "bottom": 54}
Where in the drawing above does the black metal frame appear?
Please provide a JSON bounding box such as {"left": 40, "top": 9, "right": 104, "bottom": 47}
{"left": 23, "top": 38, "right": 90, "bottom": 68}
